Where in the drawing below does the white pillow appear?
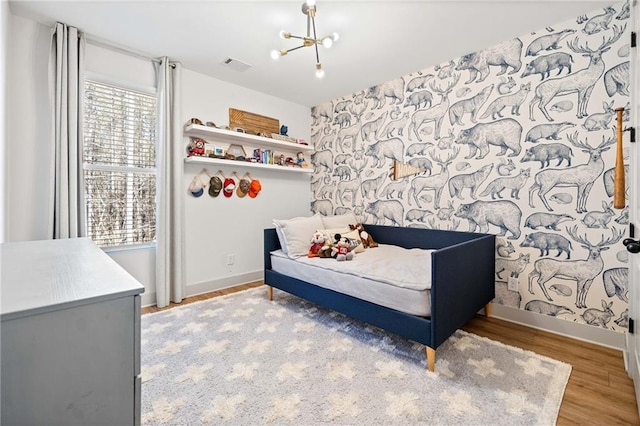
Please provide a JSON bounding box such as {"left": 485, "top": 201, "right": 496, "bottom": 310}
{"left": 317, "top": 227, "right": 350, "bottom": 244}
{"left": 275, "top": 227, "right": 288, "bottom": 254}
{"left": 321, "top": 212, "right": 358, "bottom": 229}
{"left": 273, "top": 215, "right": 325, "bottom": 258}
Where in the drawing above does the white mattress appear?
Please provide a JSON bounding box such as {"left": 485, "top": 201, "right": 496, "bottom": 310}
{"left": 270, "top": 244, "right": 433, "bottom": 316}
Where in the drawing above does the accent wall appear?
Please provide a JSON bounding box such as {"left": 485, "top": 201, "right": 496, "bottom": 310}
{"left": 309, "top": 3, "right": 631, "bottom": 334}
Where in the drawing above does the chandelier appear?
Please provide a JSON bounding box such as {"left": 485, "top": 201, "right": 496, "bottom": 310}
{"left": 270, "top": 0, "right": 339, "bottom": 78}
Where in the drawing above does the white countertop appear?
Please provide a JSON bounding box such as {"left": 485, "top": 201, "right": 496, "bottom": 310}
{"left": 1, "top": 237, "right": 145, "bottom": 320}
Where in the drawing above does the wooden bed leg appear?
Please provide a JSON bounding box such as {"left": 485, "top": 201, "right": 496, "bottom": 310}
{"left": 426, "top": 347, "right": 435, "bottom": 372}
{"left": 267, "top": 285, "right": 273, "bottom": 301}
{"left": 485, "top": 302, "right": 492, "bottom": 317}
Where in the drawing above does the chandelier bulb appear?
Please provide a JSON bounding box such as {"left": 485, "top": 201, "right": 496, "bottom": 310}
{"left": 321, "top": 37, "right": 333, "bottom": 49}
{"left": 270, "top": 50, "right": 280, "bottom": 60}
{"left": 279, "top": 30, "right": 290, "bottom": 39}
{"left": 315, "top": 63, "right": 325, "bottom": 78}
{"left": 331, "top": 32, "right": 339, "bottom": 42}
{"left": 306, "top": 0, "right": 316, "bottom": 7}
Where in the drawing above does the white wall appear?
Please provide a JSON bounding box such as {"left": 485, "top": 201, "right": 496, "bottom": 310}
{"left": 0, "top": 0, "right": 8, "bottom": 242}
{"left": 5, "top": 12, "right": 311, "bottom": 306}
{"left": 181, "top": 69, "right": 311, "bottom": 300}
{"left": 6, "top": 14, "right": 51, "bottom": 242}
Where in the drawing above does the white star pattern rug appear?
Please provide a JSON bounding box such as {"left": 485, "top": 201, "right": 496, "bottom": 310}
{"left": 141, "top": 286, "right": 571, "bottom": 425}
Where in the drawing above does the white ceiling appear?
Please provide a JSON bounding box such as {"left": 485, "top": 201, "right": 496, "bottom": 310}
{"left": 9, "top": 0, "right": 619, "bottom": 107}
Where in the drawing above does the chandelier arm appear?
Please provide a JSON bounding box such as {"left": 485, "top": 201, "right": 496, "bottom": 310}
{"left": 310, "top": 14, "right": 320, "bottom": 64}
{"left": 285, "top": 45, "right": 307, "bottom": 54}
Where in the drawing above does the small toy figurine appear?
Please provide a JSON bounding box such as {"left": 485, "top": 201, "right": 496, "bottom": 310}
{"left": 296, "top": 152, "right": 308, "bottom": 168}
{"left": 280, "top": 125, "right": 288, "bottom": 136}
{"left": 333, "top": 234, "right": 354, "bottom": 261}
{"left": 187, "top": 138, "right": 206, "bottom": 156}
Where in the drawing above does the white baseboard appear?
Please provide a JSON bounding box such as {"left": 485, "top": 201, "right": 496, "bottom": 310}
{"left": 492, "top": 303, "right": 626, "bottom": 350}
{"left": 187, "top": 271, "right": 263, "bottom": 298}
{"left": 141, "top": 270, "right": 263, "bottom": 307}
{"left": 141, "top": 292, "right": 156, "bottom": 307}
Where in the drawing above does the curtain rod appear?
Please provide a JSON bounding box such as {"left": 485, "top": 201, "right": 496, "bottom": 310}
{"left": 85, "top": 35, "right": 168, "bottom": 65}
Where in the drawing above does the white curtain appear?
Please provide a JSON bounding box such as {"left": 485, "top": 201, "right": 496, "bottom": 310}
{"left": 48, "top": 23, "right": 86, "bottom": 239}
{"left": 155, "top": 58, "right": 184, "bottom": 307}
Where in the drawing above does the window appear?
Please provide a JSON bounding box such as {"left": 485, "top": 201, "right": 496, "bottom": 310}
{"left": 83, "top": 80, "right": 157, "bottom": 248}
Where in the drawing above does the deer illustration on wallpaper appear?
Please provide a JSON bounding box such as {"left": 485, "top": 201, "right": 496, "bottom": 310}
{"left": 335, "top": 107, "right": 363, "bottom": 153}
{"left": 407, "top": 74, "right": 459, "bottom": 141}
{"left": 528, "top": 132, "right": 615, "bottom": 213}
{"left": 335, "top": 161, "right": 367, "bottom": 207}
{"left": 528, "top": 226, "right": 623, "bottom": 308}
{"left": 408, "top": 148, "right": 458, "bottom": 209}
{"left": 528, "top": 25, "right": 625, "bottom": 121}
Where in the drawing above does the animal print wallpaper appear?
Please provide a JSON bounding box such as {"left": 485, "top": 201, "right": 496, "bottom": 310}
{"left": 309, "top": 2, "right": 631, "bottom": 332}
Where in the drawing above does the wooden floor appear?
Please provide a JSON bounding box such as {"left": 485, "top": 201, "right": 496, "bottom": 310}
{"left": 463, "top": 314, "right": 639, "bottom": 425}
{"left": 142, "top": 282, "right": 639, "bottom": 425}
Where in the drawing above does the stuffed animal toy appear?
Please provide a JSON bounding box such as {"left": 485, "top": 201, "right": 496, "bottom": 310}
{"left": 333, "top": 234, "right": 354, "bottom": 261}
{"left": 187, "top": 137, "right": 206, "bottom": 157}
{"left": 308, "top": 232, "right": 335, "bottom": 258}
{"left": 308, "top": 232, "right": 326, "bottom": 258}
{"left": 317, "top": 244, "right": 335, "bottom": 258}
{"left": 349, "top": 223, "right": 378, "bottom": 248}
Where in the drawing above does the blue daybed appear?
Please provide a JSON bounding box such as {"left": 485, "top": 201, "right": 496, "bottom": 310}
{"left": 263, "top": 224, "right": 495, "bottom": 372}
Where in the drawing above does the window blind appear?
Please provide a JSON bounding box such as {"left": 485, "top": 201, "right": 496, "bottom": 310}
{"left": 83, "top": 80, "right": 157, "bottom": 247}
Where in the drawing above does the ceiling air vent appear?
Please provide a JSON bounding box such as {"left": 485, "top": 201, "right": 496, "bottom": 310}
{"left": 221, "top": 57, "right": 252, "bottom": 72}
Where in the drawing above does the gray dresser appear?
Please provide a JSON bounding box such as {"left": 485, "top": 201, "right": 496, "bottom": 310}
{"left": 1, "top": 237, "right": 145, "bottom": 425}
